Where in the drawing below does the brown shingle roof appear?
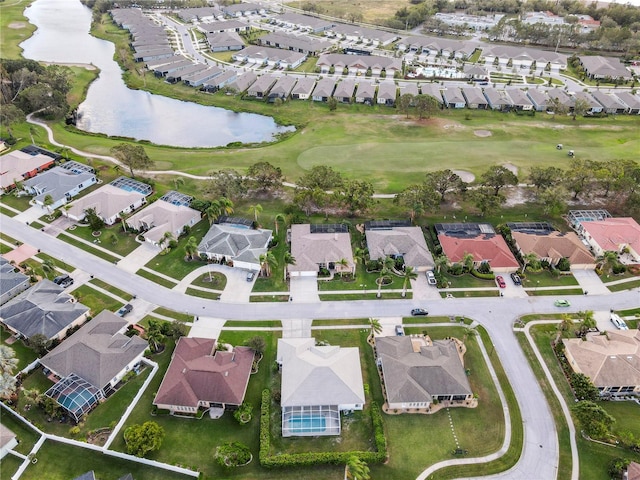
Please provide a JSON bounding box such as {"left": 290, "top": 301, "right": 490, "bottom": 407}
{"left": 512, "top": 231, "right": 594, "bottom": 266}
{"left": 154, "top": 337, "right": 254, "bottom": 409}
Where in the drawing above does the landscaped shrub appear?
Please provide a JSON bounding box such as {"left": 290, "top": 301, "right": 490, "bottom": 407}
{"left": 557, "top": 258, "right": 571, "bottom": 271}
{"left": 476, "top": 262, "right": 492, "bottom": 275}
{"left": 449, "top": 263, "right": 464, "bottom": 275}
{"left": 215, "top": 441, "right": 251, "bottom": 467}
{"left": 233, "top": 402, "right": 253, "bottom": 424}
{"left": 366, "top": 260, "right": 381, "bottom": 272}
{"left": 612, "top": 263, "right": 627, "bottom": 274}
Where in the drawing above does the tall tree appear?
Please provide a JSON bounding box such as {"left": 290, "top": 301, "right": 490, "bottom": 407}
{"left": 481, "top": 165, "right": 518, "bottom": 196}
{"left": 376, "top": 256, "right": 395, "bottom": 298}
{"left": 368, "top": 318, "right": 382, "bottom": 337}
{"left": 398, "top": 93, "right": 414, "bottom": 118}
{"left": 248, "top": 204, "right": 263, "bottom": 223}
{"left": 425, "top": 169, "right": 464, "bottom": 202}
{"left": 274, "top": 213, "right": 286, "bottom": 236}
{"left": 184, "top": 236, "right": 199, "bottom": 260}
{"left": 529, "top": 166, "right": 564, "bottom": 191}
{"left": 124, "top": 421, "right": 165, "bottom": 457}
{"left": 565, "top": 158, "right": 599, "bottom": 200}
{"left": 400, "top": 265, "right": 418, "bottom": 297}
{"left": 204, "top": 169, "right": 246, "bottom": 201}
{"left": 110, "top": 143, "right": 154, "bottom": 178}
{"left": 472, "top": 187, "right": 506, "bottom": 215}
{"left": 572, "top": 98, "right": 590, "bottom": 120}
{"left": 571, "top": 401, "right": 615, "bottom": 439}
{"left": 434, "top": 255, "right": 448, "bottom": 274}
{"left": 297, "top": 165, "right": 343, "bottom": 191}
{"left": 395, "top": 184, "right": 439, "bottom": 222}
{"left": 259, "top": 251, "right": 278, "bottom": 277}
{"left": 578, "top": 310, "right": 596, "bottom": 334}
{"left": 335, "top": 179, "right": 374, "bottom": 216}
{"left": 246, "top": 161, "right": 284, "bottom": 194}
{"left": 0, "top": 345, "right": 19, "bottom": 375}
{"left": 537, "top": 185, "right": 568, "bottom": 215}
{"left": 414, "top": 94, "right": 439, "bottom": 119}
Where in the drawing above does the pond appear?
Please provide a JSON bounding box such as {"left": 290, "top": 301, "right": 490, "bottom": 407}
{"left": 20, "top": 0, "right": 294, "bottom": 148}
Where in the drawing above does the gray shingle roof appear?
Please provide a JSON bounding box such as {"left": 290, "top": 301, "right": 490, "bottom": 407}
{"left": 365, "top": 226, "right": 434, "bottom": 269}
{"left": 289, "top": 224, "right": 354, "bottom": 273}
{"left": 376, "top": 336, "right": 472, "bottom": 404}
{"left": 23, "top": 165, "right": 96, "bottom": 205}
{"left": 0, "top": 257, "right": 30, "bottom": 305}
{"left": 0, "top": 280, "right": 89, "bottom": 340}
{"left": 197, "top": 223, "right": 272, "bottom": 267}
{"left": 40, "top": 310, "right": 147, "bottom": 389}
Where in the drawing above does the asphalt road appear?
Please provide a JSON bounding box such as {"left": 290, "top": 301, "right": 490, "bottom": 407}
{"left": 2, "top": 214, "right": 639, "bottom": 479}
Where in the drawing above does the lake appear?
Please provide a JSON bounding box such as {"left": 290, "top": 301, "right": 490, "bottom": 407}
{"left": 20, "top": 0, "right": 293, "bottom": 148}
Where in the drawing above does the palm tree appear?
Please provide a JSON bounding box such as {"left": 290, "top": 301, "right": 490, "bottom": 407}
{"left": 43, "top": 194, "right": 54, "bottom": 214}
{"left": 205, "top": 203, "right": 221, "bottom": 226}
{"left": 184, "top": 236, "right": 199, "bottom": 260}
{"left": 41, "top": 259, "right": 56, "bottom": 279}
{"left": 463, "top": 326, "right": 477, "bottom": 343}
{"left": 118, "top": 211, "right": 130, "bottom": 233}
{"left": 354, "top": 247, "right": 368, "bottom": 267}
{"left": 368, "top": 318, "right": 382, "bottom": 338}
{"left": 336, "top": 258, "right": 350, "bottom": 277}
{"left": 146, "top": 328, "right": 165, "bottom": 353}
{"left": 218, "top": 197, "right": 234, "bottom": 216}
{"left": 0, "top": 345, "right": 18, "bottom": 374}
{"left": 158, "top": 231, "right": 174, "bottom": 252}
{"left": 555, "top": 314, "right": 574, "bottom": 342}
{"left": 259, "top": 251, "right": 278, "bottom": 277}
{"left": 0, "top": 372, "right": 17, "bottom": 400}
{"left": 400, "top": 265, "right": 418, "bottom": 297}
{"left": 173, "top": 177, "right": 185, "bottom": 191}
{"left": 600, "top": 250, "right": 619, "bottom": 274}
{"left": 23, "top": 388, "right": 41, "bottom": 408}
{"left": 248, "top": 204, "right": 263, "bottom": 223}
{"left": 283, "top": 252, "right": 296, "bottom": 281}
{"left": 434, "top": 255, "right": 448, "bottom": 274}
{"left": 107, "top": 232, "right": 119, "bottom": 246}
{"left": 462, "top": 252, "right": 474, "bottom": 273}
{"left": 377, "top": 256, "right": 394, "bottom": 298}
{"left": 345, "top": 455, "right": 370, "bottom": 480}
{"left": 274, "top": 213, "right": 286, "bottom": 236}
{"left": 521, "top": 252, "right": 538, "bottom": 274}
{"left": 578, "top": 310, "right": 596, "bottom": 335}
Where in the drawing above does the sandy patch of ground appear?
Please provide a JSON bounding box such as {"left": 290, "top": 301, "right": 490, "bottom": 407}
{"left": 8, "top": 22, "right": 26, "bottom": 29}
{"left": 41, "top": 61, "right": 97, "bottom": 70}
{"left": 505, "top": 187, "right": 532, "bottom": 206}
{"left": 503, "top": 163, "right": 518, "bottom": 176}
{"left": 474, "top": 129, "right": 492, "bottom": 137}
{"left": 452, "top": 170, "right": 475, "bottom": 183}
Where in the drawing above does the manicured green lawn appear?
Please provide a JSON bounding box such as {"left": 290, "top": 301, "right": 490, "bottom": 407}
{"left": 522, "top": 270, "right": 578, "bottom": 288}
{"left": 144, "top": 220, "right": 210, "bottom": 280}
{"left": 223, "top": 320, "right": 281, "bottom": 328}
{"left": 19, "top": 440, "right": 194, "bottom": 480}
{"left": 68, "top": 224, "right": 141, "bottom": 257}
{"left": 0, "top": 194, "right": 31, "bottom": 212}
{"left": 58, "top": 233, "right": 120, "bottom": 264}
{"left": 72, "top": 285, "right": 123, "bottom": 316}
{"left": 152, "top": 307, "right": 194, "bottom": 323}
{"left": 528, "top": 288, "right": 583, "bottom": 296}
{"left": 136, "top": 269, "right": 178, "bottom": 288}
{"left": 0, "top": 453, "right": 23, "bottom": 478}
{"left": 185, "top": 287, "right": 220, "bottom": 300}
{"left": 190, "top": 271, "right": 227, "bottom": 290}
{"left": 249, "top": 294, "right": 289, "bottom": 302}
{"left": 319, "top": 292, "right": 412, "bottom": 300}
{"left": 1, "top": 408, "right": 41, "bottom": 455}
{"left": 608, "top": 279, "right": 640, "bottom": 292}
{"left": 0, "top": 204, "right": 17, "bottom": 217}
{"left": 34, "top": 253, "right": 74, "bottom": 274}
{"left": 440, "top": 290, "right": 500, "bottom": 298}
{"left": 439, "top": 271, "right": 496, "bottom": 289}
{"left": 89, "top": 278, "right": 134, "bottom": 301}
{"left": 1, "top": 327, "right": 38, "bottom": 371}
{"left": 0, "top": 0, "right": 36, "bottom": 59}
{"left": 601, "top": 401, "right": 640, "bottom": 438}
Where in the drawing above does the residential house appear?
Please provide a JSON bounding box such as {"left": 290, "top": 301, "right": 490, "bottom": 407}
{"left": 442, "top": 87, "right": 466, "bottom": 109}
{"left": 572, "top": 91, "right": 602, "bottom": 114}
{"left": 326, "top": 24, "right": 397, "bottom": 47}
{"left": 222, "top": 3, "right": 263, "bottom": 17}
{"left": 0, "top": 150, "right": 55, "bottom": 193}
{"left": 291, "top": 77, "right": 316, "bottom": 100}
{"left": 574, "top": 216, "right": 640, "bottom": 263}
{"left": 311, "top": 77, "right": 337, "bottom": 102}
{"left": 268, "top": 76, "right": 297, "bottom": 102}
{"left": 40, "top": 310, "right": 147, "bottom": 421}
{"left": 505, "top": 89, "right": 533, "bottom": 111}
{"left": 508, "top": 222, "right": 595, "bottom": 270}
{"left": 461, "top": 87, "right": 487, "bottom": 109}
{"left": 197, "top": 217, "right": 272, "bottom": 272}
{"left": 146, "top": 55, "right": 186, "bottom": 72}
{"left": 400, "top": 82, "right": 419, "bottom": 99}
{"left": 233, "top": 46, "right": 307, "bottom": 69}
{"left": 578, "top": 55, "right": 633, "bottom": 81}
{"left": 0, "top": 425, "right": 18, "bottom": 459}
{"left": 365, "top": 220, "right": 434, "bottom": 271}
{"left": 206, "top": 32, "right": 244, "bottom": 52}
{"left": 483, "top": 87, "right": 513, "bottom": 111}
{"left": 259, "top": 32, "right": 330, "bottom": 56}
{"left": 316, "top": 54, "right": 402, "bottom": 77}
{"left": 420, "top": 83, "right": 444, "bottom": 105}
{"left": 376, "top": 336, "right": 473, "bottom": 410}
{"left": 0, "top": 257, "right": 30, "bottom": 305}
{"left": 0, "top": 280, "right": 89, "bottom": 341}
{"left": 134, "top": 47, "right": 174, "bottom": 63}
{"left": 436, "top": 223, "right": 520, "bottom": 272}
{"left": 547, "top": 88, "right": 575, "bottom": 111}
{"left": 562, "top": 329, "right": 640, "bottom": 396}
{"left": 288, "top": 224, "right": 355, "bottom": 277}
{"left": 154, "top": 60, "right": 195, "bottom": 78}
{"left": 613, "top": 91, "right": 640, "bottom": 114}
{"left": 175, "top": 7, "right": 222, "bottom": 23}
{"left": 628, "top": 462, "right": 640, "bottom": 480}
{"left": 201, "top": 70, "right": 237, "bottom": 92}
{"left": 275, "top": 13, "right": 335, "bottom": 33}
{"left": 183, "top": 66, "right": 224, "bottom": 88}
{"left": 482, "top": 45, "right": 567, "bottom": 71}
{"left": 590, "top": 90, "right": 627, "bottom": 114}
{"left": 377, "top": 82, "right": 397, "bottom": 106}
{"left": 334, "top": 79, "right": 357, "bottom": 103}
{"left": 19, "top": 161, "right": 91, "bottom": 213}
{"left": 64, "top": 178, "right": 151, "bottom": 225}
{"left": 197, "top": 20, "right": 249, "bottom": 34}
{"left": 126, "top": 192, "right": 200, "bottom": 249}
{"left": 463, "top": 64, "right": 488, "bottom": 80}
{"left": 355, "top": 81, "right": 377, "bottom": 105}
{"left": 153, "top": 337, "right": 254, "bottom": 415}
{"left": 526, "top": 88, "right": 549, "bottom": 111}
{"left": 247, "top": 74, "right": 278, "bottom": 99}
{"left": 277, "top": 337, "right": 365, "bottom": 437}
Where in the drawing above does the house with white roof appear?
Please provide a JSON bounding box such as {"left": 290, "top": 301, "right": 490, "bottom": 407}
{"left": 23, "top": 161, "right": 96, "bottom": 210}
{"left": 277, "top": 337, "right": 365, "bottom": 437}
{"left": 0, "top": 257, "right": 30, "bottom": 306}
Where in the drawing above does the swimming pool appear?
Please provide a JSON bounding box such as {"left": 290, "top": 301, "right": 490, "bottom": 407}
{"left": 288, "top": 415, "right": 327, "bottom": 433}
{"left": 58, "top": 389, "right": 96, "bottom": 411}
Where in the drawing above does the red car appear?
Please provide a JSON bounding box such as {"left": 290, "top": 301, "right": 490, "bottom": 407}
{"left": 496, "top": 276, "right": 506, "bottom": 288}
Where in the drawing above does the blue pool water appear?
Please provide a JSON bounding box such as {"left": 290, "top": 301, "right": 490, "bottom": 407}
{"left": 288, "top": 415, "right": 326, "bottom": 433}
{"left": 58, "top": 390, "right": 95, "bottom": 411}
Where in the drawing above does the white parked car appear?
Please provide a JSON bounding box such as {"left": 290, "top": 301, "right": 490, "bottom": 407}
{"left": 610, "top": 313, "right": 629, "bottom": 330}
{"left": 426, "top": 271, "right": 437, "bottom": 286}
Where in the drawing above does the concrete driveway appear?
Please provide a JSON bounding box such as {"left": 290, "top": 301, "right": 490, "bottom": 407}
{"left": 289, "top": 276, "right": 319, "bottom": 303}
{"left": 572, "top": 269, "right": 609, "bottom": 295}
{"left": 219, "top": 267, "right": 255, "bottom": 303}
{"left": 411, "top": 274, "right": 441, "bottom": 300}
{"left": 118, "top": 243, "right": 159, "bottom": 274}
{"left": 189, "top": 316, "right": 226, "bottom": 339}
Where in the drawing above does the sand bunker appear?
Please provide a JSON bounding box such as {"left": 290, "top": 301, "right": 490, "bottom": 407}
{"left": 452, "top": 170, "right": 475, "bottom": 183}
{"left": 503, "top": 163, "right": 518, "bottom": 176}
{"left": 474, "top": 130, "right": 492, "bottom": 137}
{"left": 8, "top": 22, "right": 26, "bottom": 29}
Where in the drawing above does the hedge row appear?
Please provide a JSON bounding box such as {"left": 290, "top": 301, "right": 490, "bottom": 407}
{"left": 470, "top": 269, "right": 495, "bottom": 280}
{"left": 259, "top": 389, "right": 388, "bottom": 468}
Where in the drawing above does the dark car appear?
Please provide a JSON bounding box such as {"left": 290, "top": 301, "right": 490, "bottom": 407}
{"left": 411, "top": 308, "right": 429, "bottom": 316}
{"left": 246, "top": 271, "right": 256, "bottom": 282}
{"left": 116, "top": 304, "right": 133, "bottom": 317}
{"left": 53, "top": 274, "right": 73, "bottom": 288}
{"left": 510, "top": 273, "right": 522, "bottom": 286}
{"left": 496, "top": 276, "right": 506, "bottom": 288}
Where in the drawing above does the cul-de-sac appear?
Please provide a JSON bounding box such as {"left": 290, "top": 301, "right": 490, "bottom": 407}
{"left": 0, "top": 0, "right": 639, "bottom": 479}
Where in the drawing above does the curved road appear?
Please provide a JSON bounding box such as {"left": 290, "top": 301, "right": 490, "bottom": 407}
{"left": 3, "top": 215, "right": 639, "bottom": 478}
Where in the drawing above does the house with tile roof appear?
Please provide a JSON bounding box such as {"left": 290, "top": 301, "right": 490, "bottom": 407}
{"left": 0, "top": 257, "right": 30, "bottom": 306}
{"left": 40, "top": 310, "right": 147, "bottom": 397}
{"left": 63, "top": 182, "right": 148, "bottom": 225}
{"left": 269, "top": 75, "right": 297, "bottom": 102}
{"left": 126, "top": 193, "right": 200, "bottom": 248}
{"left": 365, "top": 221, "right": 434, "bottom": 271}
{"left": 288, "top": 224, "right": 354, "bottom": 277}
{"left": 197, "top": 218, "right": 272, "bottom": 272}
{"left": 0, "top": 280, "right": 89, "bottom": 341}
{"left": 508, "top": 223, "right": 595, "bottom": 270}
{"left": 0, "top": 150, "right": 56, "bottom": 193}
{"left": 562, "top": 329, "right": 640, "bottom": 396}
{"left": 575, "top": 217, "right": 640, "bottom": 263}
{"left": 376, "top": 336, "right": 472, "bottom": 410}
{"left": 277, "top": 337, "right": 365, "bottom": 437}
{"left": 154, "top": 337, "right": 253, "bottom": 415}
{"left": 436, "top": 223, "right": 519, "bottom": 272}
{"left": 628, "top": 462, "right": 640, "bottom": 480}
{"left": 23, "top": 161, "right": 97, "bottom": 210}
{"left": 334, "top": 79, "right": 357, "bottom": 103}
